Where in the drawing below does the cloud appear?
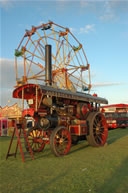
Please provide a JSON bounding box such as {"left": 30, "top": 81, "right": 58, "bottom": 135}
{"left": 0, "top": 88, "right": 17, "bottom": 107}
{"left": 0, "top": 0, "right": 13, "bottom": 10}
{"left": 92, "top": 82, "right": 123, "bottom": 87}
{"left": 100, "top": 1, "right": 115, "bottom": 21}
{"left": 99, "top": 1, "right": 128, "bottom": 21}
{"left": 0, "top": 58, "right": 16, "bottom": 89}
{"left": 123, "top": 100, "right": 128, "bottom": 104}
{"left": 80, "top": 1, "right": 88, "bottom": 8}
{"left": 79, "top": 24, "right": 95, "bottom": 34}
{"left": 0, "top": 58, "right": 24, "bottom": 106}
{"left": 70, "top": 24, "right": 95, "bottom": 34}
{"left": 0, "top": 58, "right": 23, "bottom": 89}
{"left": 69, "top": 27, "right": 77, "bottom": 33}
{"left": 78, "top": 1, "right": 128, "bottom": 22}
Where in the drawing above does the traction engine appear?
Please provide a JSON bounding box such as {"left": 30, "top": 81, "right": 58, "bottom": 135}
{"left": 13, "top": 21, "right": 108, "bottom": 156}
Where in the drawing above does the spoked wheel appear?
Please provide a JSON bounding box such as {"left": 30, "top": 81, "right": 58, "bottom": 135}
{"left": 15, "top": 21, "right": 91, "bottom": 93}
{"left": 87, "top": 112, "right": 108, "bottom": 147}
{"left": 50, "top": 126, "right": 71, "bottom": 157}
{"left": 25, "top": 127, "right": 45, "bottom": 152}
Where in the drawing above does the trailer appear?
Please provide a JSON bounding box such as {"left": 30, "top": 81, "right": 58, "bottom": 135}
{"left": 12, "top": 21, "right": 108, "bottom": 157}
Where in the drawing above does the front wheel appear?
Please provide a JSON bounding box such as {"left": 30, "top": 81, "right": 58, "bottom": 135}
{"left": 25, "top": 127, "right": 45, "bottom": 152}
{"left": 87, "top": 112, "right": 108, "bottom": 147}
{"left": 50, "top": 126, "right": 71, "bottom": 157}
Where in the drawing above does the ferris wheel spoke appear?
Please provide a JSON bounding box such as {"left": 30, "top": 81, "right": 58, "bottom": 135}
{"left": 78, "top": 51, "right": 84, "bottom": 66}
{"left": 56, "top": 73, "right": 65, "bottom": 87}
{"left": 62, "top": 40, "right": 64, "bottom": 63}
{"left": 64, "top": 49, "right": 72, "bottom": 67}
{"left": 27, "top": 75, "right": 44, "bottom": 80}
{"left": 67, "top": 64, "right": 77, "bottom": 68}
{"left": 24, "top": 34, "right": 32, "bottom": 50}
{"left": 64, "top": 42, "right": 71, "bottom": 66}
{"left": 52, "top": 24, "right": 63, "bottom": 66}
{"left": 25, "top": 58, "right": 44, "bottom": 69}
{"left": 43, "top": 30, "right": 48, "bottom": 44}
{"left": 25, "top": 60, "right": 36, "bottom": 77}
{"left": 77, "top": 70, "right": 82, "bottom": 76}
{"left": 66, "top": 76, "right": 76, "bottom": 91}
{"left": 52, "top": 55, "right": 61, "bottom": 68}
{"left": 36, "top": 30, "right": 46, "bottom": 45}
{"left": 82, "top": 47, "right": 88, "bottom": 64}
{"left": 26, "top": 48, "right": 36, "bottom": 77}
{"left": 34, "top": 69, "right": 45, "bottom": 77}
{"left": 76, "top": 78, "right": 81, "bottom": 90}
{"left": 25, "top": 60, "right": 34, "bottom": 79}
{"left": 37, "top": 40, "right": 61, "bottom": 68}
{"left": 27, "top": 75, "right": 44, "bottom": 81}
{"left": 60, "top": 73, "right": 64, "bottom": 88}
{"left": 38, "top": 42, "right": 45, "bottom": 50}
{"left": 27, "top": 71, "right": 45, "bottom": 80}
{"left": 63, "top": 32, "right": 68, "bottom": 66}
{"left": 74, "top": 52, "right": 81, "bottom": 67}
{"left": 29, "top": 38, "right": 44, "bottom": 59}
{"left": 38, "top": 43, "right": 45, "bottom": 58}
{"left": 26, "top": 40, "right": 42, "bottom": 77}
{"left": 26, "top": 49, "right": 45, "bottom": 61}
{"left": 45, "top": 32, "right": 55, "bottom": 38}
{"left": 53, "top": 72, "right": 61, "bottom": 82}
{"left": 26, "top": 39, "right": 41, "bottom": 56}
{"left": 66, "top": 66, "right": 86, "bottom": 72}
{"left": 25, "top": 61, "right": 38, "bottom": 84}
{"left": 68, "top": 68, "right": 78, "bottom": 77}
{"left": 55, "top": 39, "right": 63, "bottom": 66}
{"left": 71, "top": 55, "right": 78, "bottom": 68}
{"left": 54, "top": 74, "right": 63, "bottom": 88}
{"left": 45, "top": 35, "right": 61, "bottom": 43}
{"left": 70, "top": 79, "right": 82, "bottom": 90}
{"left": 65, "top": 50, "right": 79, "bottom": 68}
{"left": 69, "top": 73, "right": 89, "bottom": 87}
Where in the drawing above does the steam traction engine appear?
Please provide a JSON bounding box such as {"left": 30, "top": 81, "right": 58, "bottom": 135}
{"left": 13, "top": 21, "right": 108, "bottom": 156}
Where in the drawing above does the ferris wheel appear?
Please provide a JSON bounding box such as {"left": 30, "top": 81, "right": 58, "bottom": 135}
{"left": 15, "top": 21, "right": 91, "bottom": 92}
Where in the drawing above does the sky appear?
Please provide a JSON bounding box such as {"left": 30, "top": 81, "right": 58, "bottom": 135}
{"left": 0, "top": 0, "right": 128, "bottom": 107}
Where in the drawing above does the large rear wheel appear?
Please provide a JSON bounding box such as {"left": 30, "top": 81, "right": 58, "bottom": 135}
{"left": 50, "top": 126, "right": 71, "bottom": 157}
{"left": 87, "top": 112, "right": 108, "bottom": 147}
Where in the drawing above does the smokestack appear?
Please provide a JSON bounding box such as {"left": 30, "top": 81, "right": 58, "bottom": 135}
{"left": 45, "top": 45, "right": 52, "bottom": 86}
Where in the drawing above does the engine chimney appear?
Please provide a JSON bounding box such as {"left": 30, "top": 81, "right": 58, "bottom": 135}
{"left": 45, "top": 45, "right": 52, "bottom": 86}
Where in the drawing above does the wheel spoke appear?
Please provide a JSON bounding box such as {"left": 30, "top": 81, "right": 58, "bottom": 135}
{"left": 51, "top": 127, "right": 71, "bottom": 156}
{"left": 15, "top": 22, "right": 91, "bottom": 92}
{"left": 26, "top": 128, "right": 45, "bottom": 152}
{"left": 87, "top": 113, "right": 108, "bottom": 146}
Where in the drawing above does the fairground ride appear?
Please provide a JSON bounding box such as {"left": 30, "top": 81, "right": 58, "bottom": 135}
{"left": 14, "top": 21, "right": 91, "bottom": 92}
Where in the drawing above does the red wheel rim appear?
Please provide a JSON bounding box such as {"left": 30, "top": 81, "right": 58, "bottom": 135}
{"left": 54, "top": 128, "right": 71, "bottom": 155}
{"left": 93, "top": 114, "right": 108, "bottom": 145}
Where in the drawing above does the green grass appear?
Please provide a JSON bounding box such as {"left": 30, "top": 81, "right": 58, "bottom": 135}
{"left": 0, "top": 128, "right": 128, "bottom": 193}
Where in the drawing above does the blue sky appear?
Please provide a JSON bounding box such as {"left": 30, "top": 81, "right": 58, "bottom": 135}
{"left": 0, "top": 0, "right": 128, "bottom": 106}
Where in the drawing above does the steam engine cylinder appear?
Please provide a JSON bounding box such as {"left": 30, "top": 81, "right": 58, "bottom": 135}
{"left": 38, "top": 116, "right": 58, "bottom": 130}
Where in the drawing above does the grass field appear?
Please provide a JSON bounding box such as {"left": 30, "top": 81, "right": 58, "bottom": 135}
{"left": 0, "top": 128, "right": 128, "bottom": 193}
